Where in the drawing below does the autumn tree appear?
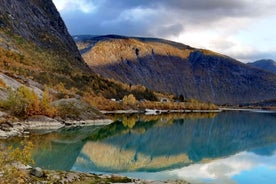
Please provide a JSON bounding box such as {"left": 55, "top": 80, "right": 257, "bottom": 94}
{"left": 123, "top": 94, "right": 137, "bottom": 107}
{"left": 2, "top": 85, "right": 56, "bottom": 118}
{"left": 0, "top": 142, "right": 34, "bottom": 184}
{"left": 40, "top": 87, "right": 56, "bottom": 117}
{"left": 4, "top": 86, "right": 39, "bottom": 117}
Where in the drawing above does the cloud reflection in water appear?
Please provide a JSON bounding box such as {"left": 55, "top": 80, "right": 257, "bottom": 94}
{"left": 168, "top": 150, "right": 276, "bottom": 184}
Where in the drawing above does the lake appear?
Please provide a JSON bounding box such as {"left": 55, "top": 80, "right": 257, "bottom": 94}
{"left": 3, "top": 111, "right": 276, "bottom": 183}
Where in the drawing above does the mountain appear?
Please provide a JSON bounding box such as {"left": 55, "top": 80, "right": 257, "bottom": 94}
{"left": 248, "top": 59, "right": 276, "bottom": 74}
{"left": 0, "top": 0, "right": 94, "bottom": 94}
{"left": 0, "top": 0, "right": 89, "bottom": 75}
{"left": 74, "top": 35, "right": 276, "bottom": 105}
{"left": 0, "top": 0, "right": 155, "bottom": 106}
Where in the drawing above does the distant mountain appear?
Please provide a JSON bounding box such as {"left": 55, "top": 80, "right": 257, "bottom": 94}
{"left": 248, "top": 59, "right": 276, "bottom": 74}
{"left": 75, "top": 35, "right": 276, "bottom": 105}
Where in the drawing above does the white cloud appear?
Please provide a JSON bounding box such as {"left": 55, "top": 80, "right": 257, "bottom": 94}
{"left": 53, "top": 0, "right": 276, "bottom": 61}
{"left": 168, "top": 151, "right": 276, "bottom": 184}
{"left": 53, "top": 0, "right": 96, "bottom": 13}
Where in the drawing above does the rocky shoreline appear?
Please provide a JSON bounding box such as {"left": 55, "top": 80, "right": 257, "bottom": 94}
{"left": 0, "top": 108, "right": 224, "bottom": 139}
{"left": 0, "top": 115, "right": 113, "bottom": 139}
{"left": 101, "top": 109, "right": 222, "bottom": 114}
{"left": 20, "top": 166, "right": 190, "bottom": 184}
{"left": 0, "top": 113, "right": 193, "bottom": 184}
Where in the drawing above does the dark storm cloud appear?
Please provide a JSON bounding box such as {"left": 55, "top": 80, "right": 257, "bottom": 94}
{"left": 54, "top": 0, "right": 276, "bottom": 37}
{"left": 54, "top": 0, "right": 245, "bottom": 36}
{"left": 98, "top": 0, "right": 244, "bottom": 11}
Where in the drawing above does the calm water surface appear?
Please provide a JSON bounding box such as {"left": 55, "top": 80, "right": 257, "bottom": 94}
{"left": 5, "top": 111, "right": 276, "bottom": 183}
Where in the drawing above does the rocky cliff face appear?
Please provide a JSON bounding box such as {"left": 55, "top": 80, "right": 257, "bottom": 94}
{"left": 0, "top": 0, "right": 89, "bottom": 74}
{"left": 75, "top": 35, "right": 276, "bottom": 105}
{"left": 248, "top": 59, "right": 276, "bottom": 74}
{"left": 0, "top": 2, "right": 155, "bottom": 104}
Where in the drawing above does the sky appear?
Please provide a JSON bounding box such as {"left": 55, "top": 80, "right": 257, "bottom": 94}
{"left": 52, "top": 0, "right": 276, "bottom": 63}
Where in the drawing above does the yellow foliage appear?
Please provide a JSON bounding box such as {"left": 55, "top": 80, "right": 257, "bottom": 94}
{"left": 123, "top": 94, "right": 136, "bottom": 107}
{"left": 40, "top": 88, "right": 57, "bottom": 117}
{"left": 2, "top": 85, "right": 56, "bottom": 118}
{"left": 54, "top": 82, "right": 67, "bottom": 93}
{"left": 122, "top": 116, "right": 137, "bottom": 129}
{"left": 9, "top": 86, "right": 40, "bottom": 117}
{"left": 22, "top": 86, "right": 40, "bottom": 114}
{"left": 83, "top": 92, "right": 217, "bottom": 111}
{"left": 83, "top": 93, "right": 123, "bottom": 111}
{"left": 131, "top": 85, "right": 146, "bottom": 92}
{"left": 0, "top": 142, "right": 34, "bottom": 184}
{"left": 0, "top": 79, "right": 6, "bottom": 88}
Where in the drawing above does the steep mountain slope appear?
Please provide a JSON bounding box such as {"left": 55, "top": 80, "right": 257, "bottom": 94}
{"left": 248, "top": 59, "right": 276, "bottom": 74}
{"left": 0, "top": 0, "right": 89, "bottom": 75}
{"left": 75, "top": 35, "right": 276, "bottom": 105}
{"left": 0, "top": 0, "right": 156, "bottom": 103}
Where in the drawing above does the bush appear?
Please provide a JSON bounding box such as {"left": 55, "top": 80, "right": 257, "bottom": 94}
{"left": 83, "top": 94, "right": 123, "bottom": 111}
{"left": 0, "top": 142, "right": 34, "bottom": 184}
{"left": 122, "top": 116, "right": 136, "bottom": 129}
{"left": 40, "top": 88, "right": 57, "bottom": 117}
{"left": 123, "top": 94, "right": 137, "bottom": 107}
{"left": 0, "top": 78, "right": 6, "bottom": 88}
{"left": 4, "top": 86, "right": 40, "bottom": 117}
{"left": 2, "top": 86, "right": 56, "bottom": 118}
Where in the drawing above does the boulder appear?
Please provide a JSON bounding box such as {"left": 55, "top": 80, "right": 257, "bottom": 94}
{"left": 25, "top": 115, "right": 64, "bottom": 130}
{"left": 30, "top": 167, "right": 43, "bottom": 178}
{"left": 51, "top": 98, "right": 105, "bottom": 120}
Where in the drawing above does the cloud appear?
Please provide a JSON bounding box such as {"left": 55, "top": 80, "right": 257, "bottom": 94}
{"left": 168, "top": 151, "right": 276, "bottom": 184}
{"left": 54, "top": 0, "right": 96, "bottom": 13}
{"left": 53, "top": 0, "right": 276, "bottom": 61}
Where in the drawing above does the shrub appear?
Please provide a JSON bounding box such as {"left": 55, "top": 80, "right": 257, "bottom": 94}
{"left": 40, "top": 88, "right": 57, "bottom": 117}
{"left": 0, "top": 142, "right": 34, "bottom": 184}
{"left": 83, "top": 93, "right": 123, "bottom": 111}
{"left": 2, "top": 86, "right": 56, "bottom": 118}
{"left": 0, "top": 78, "right": 6, "bottom": 88}
{"left": 122, "top": 116, "right": 136, "bottom": 129}
{"left": 4, "top": 86, "right": 40, "bottom": 117}
{"left": 123, "top": 94, "right": 137, "bottom": 107}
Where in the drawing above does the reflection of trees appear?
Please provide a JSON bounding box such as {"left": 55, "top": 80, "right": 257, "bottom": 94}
{"left": 108, "top": 112, "right": 217, "bottom": 123}
{"left": 90, "top": 111, "right": 276, "bottom": 171}
{"left": 122, "top": 116, "right": 136, "bottom": 128}
{"left": 90, "top": 113, "right": 218, "bottom": 141}
{"left": 11, "top": 126, "right": 99, "bottom": 171}
{"left": 7, "top": 111, "right": 275, "bottom": 173}
{"left": 140, "top": 112, "right": 217, "bottom": 121}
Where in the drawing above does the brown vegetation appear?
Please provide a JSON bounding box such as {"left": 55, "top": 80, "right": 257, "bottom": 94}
{"left": 0, "top": 142, "right": 34, "bottom": 184}
{"left": 77, "top": 35, "right": 276, "bottom": 105}
{"left": 122, "top": 94, "right": 137, "bottom": 107}
{"left": 83, "top": 91, "right": 218, "bottom": 111}
{"left": 140, "top": 100, "right": 218, "bottom": 111}
{"left": 0, "top": 86, "right": 56, "bottom": 118}
{"left": 0, "top": 78, "right": 6, "bottom": 88}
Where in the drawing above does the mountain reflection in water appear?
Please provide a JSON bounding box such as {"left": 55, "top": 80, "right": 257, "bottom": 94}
{"left": 76, "top": 111, "right": 276, "bottom": 172}
{"left": 12, "top": 111, "right": 275, "bottom": 182}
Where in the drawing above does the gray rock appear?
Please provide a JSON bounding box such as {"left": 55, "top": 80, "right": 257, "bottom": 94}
{"left": 0, "top": 111, "right": 7, "bottom": 117}
{"left": 0, "top": 73, "right": 23, "bottom": 91}
{"left": 25, "top": 115, "right": 64, "bottom": 130}
{"left": 30, "top": 167, "right": 43, "bottom": 178}
{"left": 51, "top": 98, "right": 104, "bottom": 120}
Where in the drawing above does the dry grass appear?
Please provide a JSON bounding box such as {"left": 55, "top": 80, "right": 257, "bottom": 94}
{"left": 0, "top": 78, "right": 6, "bottom": 88}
